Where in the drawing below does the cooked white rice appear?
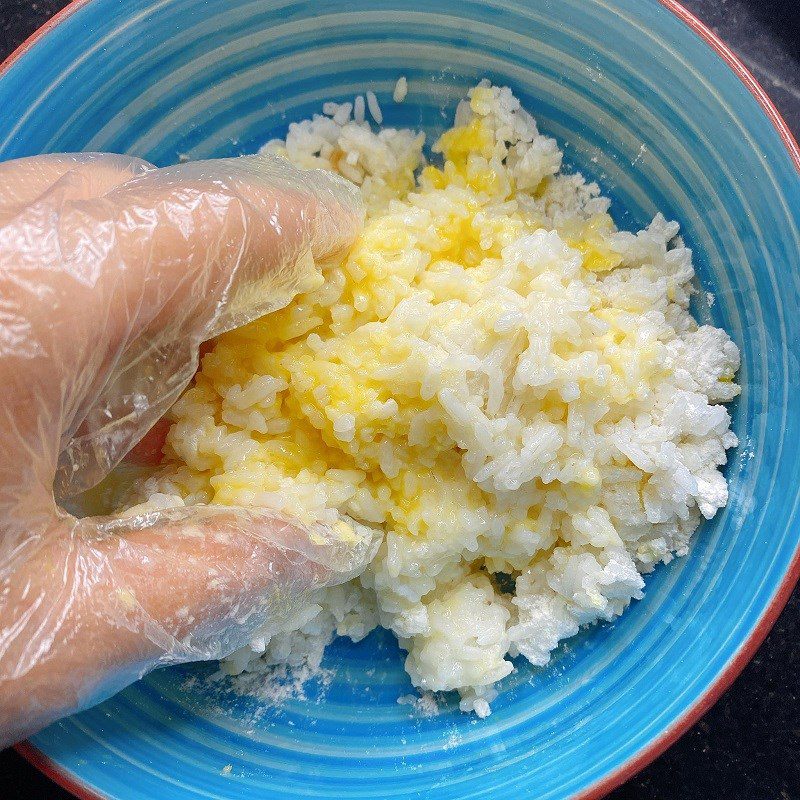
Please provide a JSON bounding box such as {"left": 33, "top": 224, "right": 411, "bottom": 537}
{"left": 130, "top": 81, "right": 740, "bottom": 716}
{"left": 393, "top": 76, "right": 408, "bottom": 103}
{"left": 366, "top": 90, "right": 383, "bottom": 124}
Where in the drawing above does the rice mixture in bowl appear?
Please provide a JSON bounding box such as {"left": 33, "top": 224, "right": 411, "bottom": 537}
{"left": 127, "top": 82, "right": 740, "bottom": 717}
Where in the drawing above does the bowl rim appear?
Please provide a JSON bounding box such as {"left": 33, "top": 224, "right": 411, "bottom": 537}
{"left": 3, "top": 1, "right": 799, "bottom": 798}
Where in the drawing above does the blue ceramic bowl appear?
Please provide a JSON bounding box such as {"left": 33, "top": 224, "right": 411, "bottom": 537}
{"left": 2, "top": 1, "right": 799, "bottom": 798}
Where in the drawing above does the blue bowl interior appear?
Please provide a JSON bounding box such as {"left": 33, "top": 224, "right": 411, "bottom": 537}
{"left": 2, "top": 1, "right": 799, "bottom": 799}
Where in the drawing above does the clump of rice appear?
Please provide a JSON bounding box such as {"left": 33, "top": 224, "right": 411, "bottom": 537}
{"left": 131, "top": 80, "right": 740, "bottom": 716}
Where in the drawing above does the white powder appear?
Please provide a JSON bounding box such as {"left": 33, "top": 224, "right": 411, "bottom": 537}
{"left": 229, "top": 657, "right": 334, "bottom": 706}
{"left": 397, "top": 692, "right": 441, "bottom": 717}
{"left": 443, "top": 729, "right": 463, "bottom": 750}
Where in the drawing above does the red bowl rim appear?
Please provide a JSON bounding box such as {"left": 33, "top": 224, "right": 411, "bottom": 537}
{"left": 4, "top": 1, "right": 800, "bottom": 798}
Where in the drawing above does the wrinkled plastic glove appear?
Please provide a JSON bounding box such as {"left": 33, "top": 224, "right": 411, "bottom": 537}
{"left": 0, "top": 152, "right": 372, "bottom": 747}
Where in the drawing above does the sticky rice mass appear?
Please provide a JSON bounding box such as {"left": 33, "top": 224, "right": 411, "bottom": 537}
{"left": 129, "top": 81, "right": 740, "bottom": 716}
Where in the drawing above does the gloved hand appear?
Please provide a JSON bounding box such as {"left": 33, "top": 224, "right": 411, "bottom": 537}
{"left": 0, "top": 152, "right": 372, "bottom": 747}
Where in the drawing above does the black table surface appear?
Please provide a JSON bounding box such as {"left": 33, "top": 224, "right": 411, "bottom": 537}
{"left": 1, "top": 1, "right": 798, "bottom": 798}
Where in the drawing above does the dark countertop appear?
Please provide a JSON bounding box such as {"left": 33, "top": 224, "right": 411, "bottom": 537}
{"left": 1, "top": 1, "right": 798, "bottom": 798}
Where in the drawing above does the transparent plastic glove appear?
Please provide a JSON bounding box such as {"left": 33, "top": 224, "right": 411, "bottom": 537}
{"left": 0, "top": 152, "right": 372, "bottom": 747}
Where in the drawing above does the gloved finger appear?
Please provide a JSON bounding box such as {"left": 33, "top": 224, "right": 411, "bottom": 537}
{"left": 91, "top": 155, "right": 361, "bottom": 345}
{"left": 59, "top": 155, "right": 363, "bottom": 496}
{"left": 0, "top": 152, "right": 153, "bottom": 219}
{"left": 1, "top": 154, "right": 358, "bottom": 384}
{"left": 0, "top": 505, "right": 375, "bottom": 747}
{"left": 0, "top": 153, "right": 363, "bottom": 498}
{"left": 0, "top": 154, "right": 157, "bottom": 496}
{"left": 108, "top": 155, "right": 362, "bottom": 278}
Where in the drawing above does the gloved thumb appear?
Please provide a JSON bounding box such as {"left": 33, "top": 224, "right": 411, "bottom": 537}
{"left": 0, "top": 503, "right": 375, "bottom": 747}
